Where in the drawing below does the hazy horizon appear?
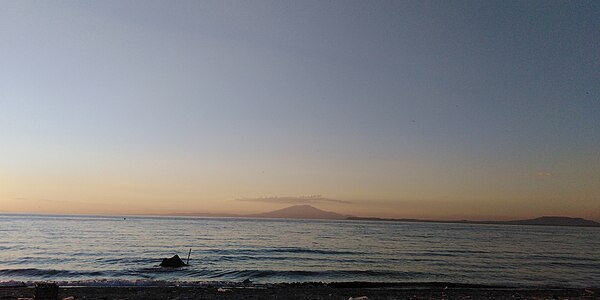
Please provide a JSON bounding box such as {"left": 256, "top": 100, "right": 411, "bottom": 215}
{"left": 1, "top": 1, "right": 599, "bottom": 221}
{"left": 2, "top": 202, "right": 599, "bottom": 223}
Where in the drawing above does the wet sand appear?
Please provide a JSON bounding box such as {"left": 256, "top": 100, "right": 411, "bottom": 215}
{"left": 0, "top": 283, "right": 597, "bottom": 300}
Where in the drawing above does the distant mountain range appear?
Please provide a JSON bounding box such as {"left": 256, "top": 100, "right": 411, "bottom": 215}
{"left": 168, "top": 205, "right": 600, "bottom": 227}
{"left": 503, "top": 216, "right": 600, "bottom": 227}
{"left": 347, "top": 215, "right": 600, "bottom": 227}
{"left": 250, "top": 206, "right": 600, "bottom": 227}
{"left": 247, "top": 205, "right": 347, "bottom": 220}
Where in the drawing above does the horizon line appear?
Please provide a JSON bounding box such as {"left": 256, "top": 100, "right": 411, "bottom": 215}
{"left": 2, "top": 208, "right": 599, "bottom": 223}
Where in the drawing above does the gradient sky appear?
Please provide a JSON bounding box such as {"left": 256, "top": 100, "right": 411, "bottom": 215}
{"left": 1, "top": 1, "right": 599, "bottom": 220}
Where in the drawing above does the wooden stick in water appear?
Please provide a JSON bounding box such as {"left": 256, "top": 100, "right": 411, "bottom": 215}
{"left": 187, "top": 248, "right": 191, "bottom": 265}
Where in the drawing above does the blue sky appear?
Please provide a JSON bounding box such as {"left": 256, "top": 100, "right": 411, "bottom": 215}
{"left": 1, "top": 1, "right": 599, "bottom": 219}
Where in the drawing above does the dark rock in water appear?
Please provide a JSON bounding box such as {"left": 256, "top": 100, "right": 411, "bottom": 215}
{"left": 243, "top": 278, "right": 252, "bottom": 284}
{"left": 160, "top": 254, "right": 187, "bottom": 267}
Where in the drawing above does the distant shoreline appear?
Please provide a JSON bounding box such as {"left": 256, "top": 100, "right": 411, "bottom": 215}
{"left": 345, "top": 216, "right": 600, "bottom": 228}
{"left": 155, "top": 205, "right": 600, "bottom": 228}
{"left": 2, "top": 212, "right": 600, "bottom": 228}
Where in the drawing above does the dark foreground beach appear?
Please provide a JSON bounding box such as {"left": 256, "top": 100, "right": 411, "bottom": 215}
{"left": 0, "top": 283, "right": 597, "bottom": 300}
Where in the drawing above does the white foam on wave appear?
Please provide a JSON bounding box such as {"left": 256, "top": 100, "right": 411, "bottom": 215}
{"left": 0, "top": 279, "right": 239, "bottom": 287}
{"left": 0, "top": 280, "right": 27, "bottom": 287}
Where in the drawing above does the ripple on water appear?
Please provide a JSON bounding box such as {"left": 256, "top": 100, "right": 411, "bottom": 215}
{"left": 0, "top": 214, "right": 598, "bottom": 287}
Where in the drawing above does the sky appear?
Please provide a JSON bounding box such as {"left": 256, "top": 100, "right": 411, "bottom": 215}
{"left": 1, "top": 1, "right": 599, "bottom": 220}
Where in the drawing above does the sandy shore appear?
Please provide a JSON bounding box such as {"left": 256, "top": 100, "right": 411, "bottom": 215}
{"left": 0, "top": 283, "right": 597, "bottom": 300}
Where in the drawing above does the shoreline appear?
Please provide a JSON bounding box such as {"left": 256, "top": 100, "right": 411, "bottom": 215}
{"left": 1, "top": 280, "right": 596, "bottom": 289}
{"left": 0, "top": 282, "right": 597, "bottom": 299}
{"left": 2, "top": 280, "right": 597, "bottom": 289}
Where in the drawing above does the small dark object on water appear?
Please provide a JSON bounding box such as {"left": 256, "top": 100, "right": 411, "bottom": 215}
{"left": 243, "top": 278, "right": 252, "bottom": 284}
{"left": 160, "top": 255, "right": 187, "bottom": 267}
{"left": 34, "top": 282, "right": 59, "bottom": 300}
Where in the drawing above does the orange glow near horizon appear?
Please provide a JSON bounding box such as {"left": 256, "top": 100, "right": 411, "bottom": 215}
{"left": 2, "top": 171, "right": 599, "bottom": 222}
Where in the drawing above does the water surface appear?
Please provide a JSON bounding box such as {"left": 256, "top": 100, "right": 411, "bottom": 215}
{"left": 0, "top": 214, "right": 598, "bottom": 287}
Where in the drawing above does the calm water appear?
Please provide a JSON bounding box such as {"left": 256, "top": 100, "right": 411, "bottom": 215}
{"left": 0, "top": 214, "right": 599, "bottom": 287}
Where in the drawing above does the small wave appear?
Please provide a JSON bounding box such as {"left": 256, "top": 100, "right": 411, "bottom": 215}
{"left": 5, "top": 257, "right": 72, "bottom": 265}
{"left": 203, "top": 255, "right": 370, "bottom": 264}
{"left": 443, "top": 249, "right": 489, "bottom": 254}
{"left": 0, "top": 279, "right": 222, "bottom": 287}
{"left": 200, "top": 269, "right": 426, "bottom": 281}
{"left": 94, "top": 257, "right": 154, "bottom": 264}
{"left": 0, "top": 268, "right": 105, "bottom": 278}
{"left": 204, "top": 247, "right": 358, "bottom": 256}
{"left": 0, "top": 280, "right": 27, "bottom": 287}
{"left": 267, "top": 247, "right": 357, "bottom": 255}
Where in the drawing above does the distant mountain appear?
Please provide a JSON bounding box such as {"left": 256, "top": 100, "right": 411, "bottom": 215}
{"left": 347, "top": 215, "right": 600, "bottom": 228}
{"left": 248, "top": 205, "right": 346, "bottom": 220}
{"left": 157, "top": 207, "right": 599, "bottom": 227}
{"left": 505, "top": 216, "right": 600, "bottom": 227}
